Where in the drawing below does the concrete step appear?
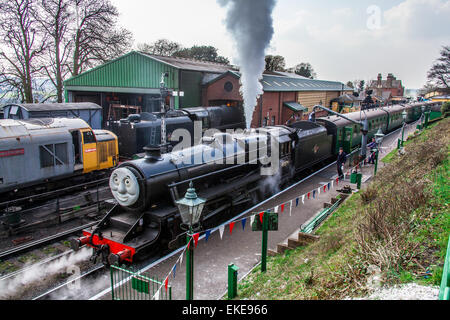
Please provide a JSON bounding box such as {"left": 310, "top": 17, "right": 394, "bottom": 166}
{"left": 277, "top": 243, "right": 294, "bottom": 254}
{"left": 287, "top": 237, "right": 302, "bottom": 249}
{"left": 297, "top": 232, "right": 320, "bottom": 245}
{"left": 268, "top": 249, "right": 278, "bottom": 257}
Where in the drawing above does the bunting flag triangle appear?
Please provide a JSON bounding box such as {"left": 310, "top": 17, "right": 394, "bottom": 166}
{"left": 302, "top": 195, "right": 305, "bottom": 204}
{"left": 250, "top": 215, "right": 255, "bottom": 227}
{"left": 241, "top": 218, "right": 247, "bottom": 230}
{"left": 323, "top": 185, "right": 327, "bottom": 192}
{"left": 219, "top": 225, "right": 225, "bottom": 239}
{"left": 318, "top": 187, "right": 321, "bottom": 194}
{"left": 154, "top": 288, "right": 160, "bottom": 300}
{"left": 289, "top": 200, "right": 293, "bottom": 216}
{"left": 281, "top": 204, "right": 285, "bottom": 213}
{"left": 336, "top": 177, "right": 339, "bottom": 185}
{"left": 172, "top": 264, "right": 177, "bottom": 279}
{"left": 274, "top": 206, "right": 279, "bottom": 213}
{"left": 187, "top": 240, "right": 190, "bottom": 250}
{"left": 308, "top": 192, "right": 311, "bottom": 200}
{"left": 296, "top": 197, "right": 299, "bottom": 207}
{"left": 164, "top": 276, "right": 169, "bottom": 292}
{"left": 331, "top": 180, "right": 334, "bottom": 188}
{"left": 313, "top": 190, "right": 316, "bottom": 198}
{"left": 179, "top": 251, "right": 184, "bottom": 266}
{"left": 205, "top": 230, "right": 211, "bottom": 242}
{"left": 328, "top": 182, "right": 331, "bottom": 190}
{"left": 193, "top": 233, "right": 199, "bottom": 248}
{"left": 259, "top": 212, "right": 264, "bottom": 223}
{"left": 229, "top": 222, "right": 235, "bottom": 235}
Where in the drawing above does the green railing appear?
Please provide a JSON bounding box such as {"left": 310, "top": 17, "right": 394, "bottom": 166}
{"left": 110, "top": 265, "right": 172, "bottom": 300}
{"left": 439, "top": 235, "right": 450, "bottom": 300}
{"left": 300, "top": 198, "right": 342, "bottom": 234}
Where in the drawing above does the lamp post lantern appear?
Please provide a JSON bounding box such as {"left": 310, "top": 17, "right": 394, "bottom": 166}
{"left": 421, "top": 105, "right": 426, "bottom": 129}
{"left": 398, "top": 110, "right": 407, "bottom": 149}
{"left": 175, "top": 181, "right": 206, "bottom": 301}
{"left": 374, "top": 128, "right": 385, "bottom": 176}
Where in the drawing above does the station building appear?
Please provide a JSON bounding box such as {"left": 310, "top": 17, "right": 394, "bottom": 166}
{"left": 63, "top": 51, "right": 352, "bottom": 128}
{"left": 202, "top": 70, "right": 352, "bottom": 127}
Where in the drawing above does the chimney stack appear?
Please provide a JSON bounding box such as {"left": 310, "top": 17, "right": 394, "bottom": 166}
{"left": 387, "top": 73, "right": 394, "bottom": 87}
{"left": 377, "top": 73, "right": 382, "bottom": 87}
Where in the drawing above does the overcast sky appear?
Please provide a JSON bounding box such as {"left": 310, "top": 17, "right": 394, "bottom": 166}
{"left": 110, "top": 0, "right": 450, "bottom": 90}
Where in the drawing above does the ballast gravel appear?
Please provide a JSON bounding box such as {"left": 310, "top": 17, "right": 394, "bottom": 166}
{"left": 352, "top": 283, "right": 439, "bottom": 300}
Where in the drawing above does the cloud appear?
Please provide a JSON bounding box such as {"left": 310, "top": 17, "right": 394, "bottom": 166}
{"left": 382, "top": 0, "right": 450, "bottom": 39}
{"left": 271, "top": 0, "right": 450, "bottom": 88}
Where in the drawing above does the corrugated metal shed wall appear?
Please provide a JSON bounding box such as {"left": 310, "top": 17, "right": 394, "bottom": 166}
{"left": 64, "top": 52, "right": 179, "bottom": 89}
{"left": 180, "top": 71, "right": 203, "bottom": 108}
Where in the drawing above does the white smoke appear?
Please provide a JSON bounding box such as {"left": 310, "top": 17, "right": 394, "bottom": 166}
{"left": 218, "top": 0, "right": 277, "bottom": 128}
{"left": 0, "top": 248, "right": 92, "bottom": 299}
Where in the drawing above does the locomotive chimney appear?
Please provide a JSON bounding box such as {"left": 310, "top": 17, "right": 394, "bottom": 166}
{"left": 144, "top": 145, "right": 163, "bottom": 161}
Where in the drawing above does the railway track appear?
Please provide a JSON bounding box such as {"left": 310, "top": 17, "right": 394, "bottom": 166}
{"left": 0, "top": 178, "right": 110, "bottom": 210}
{"left": 32, "top": 264, "right": 106, "bottom": 300}
{"left": 0, "top": 221, "right": 98, "bottom": 261}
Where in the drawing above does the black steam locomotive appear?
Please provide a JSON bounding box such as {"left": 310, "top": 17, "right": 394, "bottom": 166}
{"left": 70, "top": 101, "right": 441, "bottom": 265}
{"left": 108, "top": 105, "right": 246, "bottom": 158}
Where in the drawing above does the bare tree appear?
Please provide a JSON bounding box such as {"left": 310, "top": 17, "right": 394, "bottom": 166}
{"left": 37, "top": 0, "right": 71, "bottom": 102}
{"left": 137, "top": 39, "right": 182, "bottom": 56}
{"left": 70, "top": 0, "right": 133, "bottom": 76}
{"left": 0, "top": 0, "right": 47, "bottom": 103}
{"left": 427, "top": 45, "right": 450, "bottom": 93}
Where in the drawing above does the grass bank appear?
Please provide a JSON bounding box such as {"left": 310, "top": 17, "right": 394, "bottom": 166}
{"left": 237, "top": 118, "right": 450, "bottom": 300}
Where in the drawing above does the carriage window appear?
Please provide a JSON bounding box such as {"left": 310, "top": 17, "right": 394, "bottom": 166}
{"left": 83, "top": 131, "right": 96, "bottom": 144}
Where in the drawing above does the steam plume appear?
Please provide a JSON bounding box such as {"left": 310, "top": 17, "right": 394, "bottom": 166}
{"left": 218, "top": 0, "right": 277, "bottom": 128}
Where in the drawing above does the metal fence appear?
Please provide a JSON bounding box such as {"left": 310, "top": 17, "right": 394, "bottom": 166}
{"left": 300, "top": 197, "right": 343, "bottom": 234}
{"left": 110, "top": 265, "right": 172, "bottom": 300}
{"left": 439, "top": 235, "right": 450, "bottom": 300}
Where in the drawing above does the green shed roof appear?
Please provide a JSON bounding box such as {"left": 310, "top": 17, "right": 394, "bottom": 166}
{"left": 64, "top": 51, "right": 180, "bottom": 92}
{"left": 64, "top": 51, "right": 233, "bottom": 94}
{"left": 283, "top": 102, "right": 308, "bottom": 112}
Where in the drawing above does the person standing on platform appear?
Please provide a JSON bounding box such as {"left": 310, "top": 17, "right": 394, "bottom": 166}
{"left": 337, "top": 147, "right": 347, "bottom": 179}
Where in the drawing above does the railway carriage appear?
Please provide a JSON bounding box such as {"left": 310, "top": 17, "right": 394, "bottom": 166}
{"left": 0, "top": 118, "right": 118, "bottom": 197}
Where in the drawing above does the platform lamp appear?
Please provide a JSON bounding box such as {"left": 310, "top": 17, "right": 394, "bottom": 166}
{"left": 374, "top": 128, "right": 385, "bottom": 176}
{"left": 175, "top": 181, "right": 206, "bottom": 301}
{"left": 421, "top": 105, "right": 426, "bottom": 129}
{"left": 398, "top": 110, "right": 407, "bottom": 149}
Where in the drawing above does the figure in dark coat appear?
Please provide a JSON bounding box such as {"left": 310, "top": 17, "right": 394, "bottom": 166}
{"left": 337, "top": 147, "right": 347, "bottom": 179}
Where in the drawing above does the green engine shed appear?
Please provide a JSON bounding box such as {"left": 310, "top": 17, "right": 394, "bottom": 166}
{"left": 64, "top": 51, "right": 232, "bottom": 127}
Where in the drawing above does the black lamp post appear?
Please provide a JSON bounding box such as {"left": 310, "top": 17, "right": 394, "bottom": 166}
{"left": 374, "top": 128, "right": 385, "bottom": 176}
{"left": 175, "top": 181, "right": 206, "bottom": 301}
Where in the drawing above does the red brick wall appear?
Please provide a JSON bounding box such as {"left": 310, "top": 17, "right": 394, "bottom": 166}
{"left": 202, "top": 74, "right": 242, "bottom": 106}
{"left": 250, "top": 91, "right": 299, "bottom": 128}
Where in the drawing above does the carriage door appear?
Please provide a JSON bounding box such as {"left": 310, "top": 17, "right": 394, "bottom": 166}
{"left": 71, "top": 130, "right": 83, "bottom": 171}
{"left": 343, "top": 127, "right": 353, "bottom": 153}
{"left": 80, "top": 129, "right": 98, "bottom": 173}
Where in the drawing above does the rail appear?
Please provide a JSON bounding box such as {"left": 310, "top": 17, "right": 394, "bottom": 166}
{"left": 439, "top": 234, "right": 450, "bottom": 300}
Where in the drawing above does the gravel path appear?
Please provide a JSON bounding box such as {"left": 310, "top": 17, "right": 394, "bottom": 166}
{"left": 354, "top": 283, "right": 439, "bottom": 300}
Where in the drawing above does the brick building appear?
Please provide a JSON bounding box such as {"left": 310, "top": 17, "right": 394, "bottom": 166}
{"left": 203, "top": 71, "right": 352, "bottom": 127}
{"left": 368, "top": 73, "right": 405, "bottom": 104}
